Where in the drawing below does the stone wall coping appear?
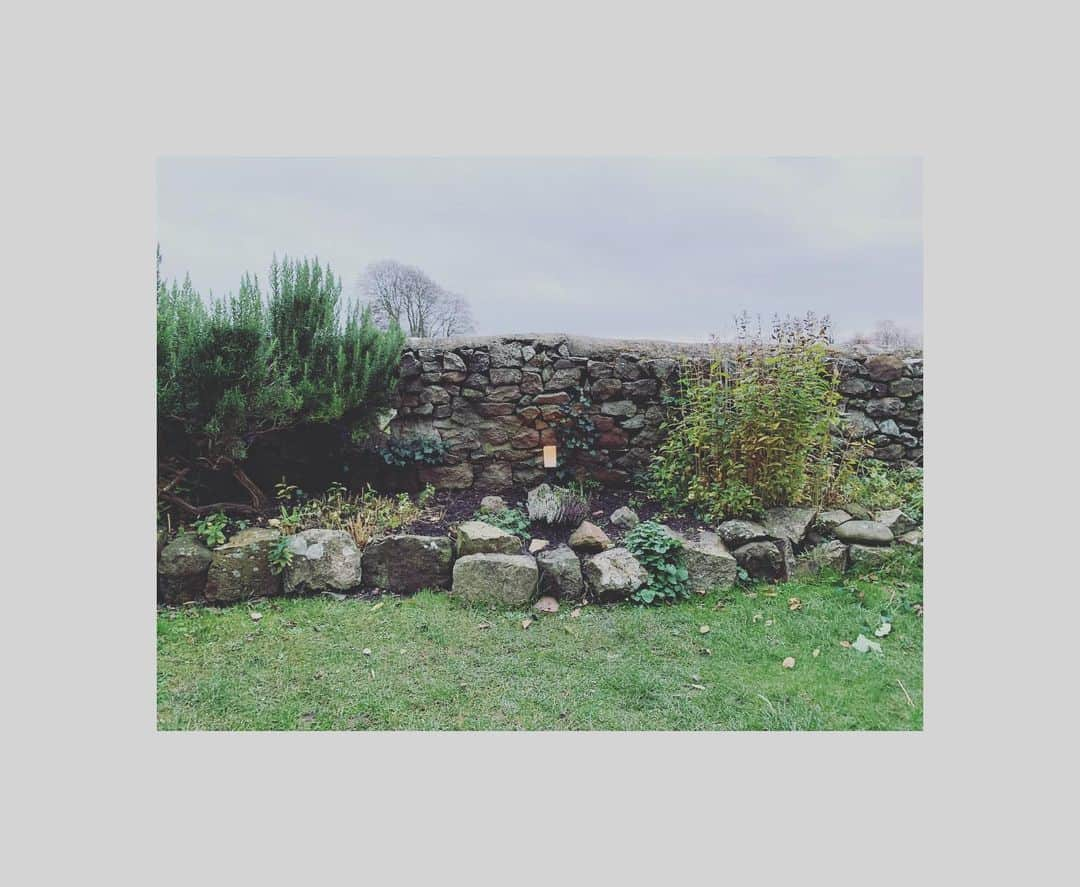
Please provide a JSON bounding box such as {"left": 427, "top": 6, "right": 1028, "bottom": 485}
{"left": 404, "top": 333, "right": 921, "bottom": 362}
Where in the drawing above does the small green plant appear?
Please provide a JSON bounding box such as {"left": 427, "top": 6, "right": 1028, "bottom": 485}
{"left": 624, "top": 520, "right": 689, "bottom": 604}
{"left": 269, "top": 537, "right": 294, "bottom": 575}
{"left": 378, "top": 435, "right": 450, "bottom": 468}
{"left": 475, "top": 507, "right": 531, "bottom": 540}
{"left": 193, "top": 512, "right": 228, "bottom": 547}
{"left": 840, "top": 461, "right": 923, "bottom": 522}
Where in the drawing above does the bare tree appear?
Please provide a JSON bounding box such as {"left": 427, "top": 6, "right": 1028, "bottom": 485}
{"left": 358, "top": 259, "right": 475, "bottom": 337}
{"left": 845, "top": 320, "right": 920, "bottom": 349}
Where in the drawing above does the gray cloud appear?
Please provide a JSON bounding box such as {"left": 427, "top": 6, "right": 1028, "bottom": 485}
{"left": 157, "top": 156, "right": 921, "bottom": 341}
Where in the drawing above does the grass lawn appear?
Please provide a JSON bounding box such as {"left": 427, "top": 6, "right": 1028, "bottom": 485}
{"left": 157, "top": 549, "right": 923, "bottom": 731}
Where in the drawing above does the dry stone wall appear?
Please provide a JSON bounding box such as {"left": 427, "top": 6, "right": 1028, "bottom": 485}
{"left": 389, "top": 334, "right": 922, "bottom": 491}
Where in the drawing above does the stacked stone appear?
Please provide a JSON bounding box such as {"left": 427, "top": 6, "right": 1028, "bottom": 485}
{"left": 392, "top": 336, "right": 694, "bottom": 490}
{"left": 832, "top": 351, "right": 923, "bottom": 464}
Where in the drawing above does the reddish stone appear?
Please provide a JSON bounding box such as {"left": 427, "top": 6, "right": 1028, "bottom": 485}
{"left": 598, "top": 430, "right": 629, "bottom": 447}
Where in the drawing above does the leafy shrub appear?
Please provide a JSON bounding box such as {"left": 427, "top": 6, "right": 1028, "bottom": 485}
{"left": 475, "top": 507, "right": 531, "bottom": 540}
{"left": 624, "top": 521, "right": 689, "bottom": 604}
{"left": 157, "top": 253, "right": 404, "bottom": 516}
{"left": 378, "top": 435, "right": 450, "bottom": 468}
{"left": 647, "top": 313, "right": 857, "bottom": 521}
{"left": 272, "top": 479, "right": 439, "bottom": 547}
{"left": 193, "top": 512, "right": 228, "bottom": 547}
{"left": 840, "top": 461, "right": 923, "bottom": 522}
{"left": 551, "top": 486, "right": 590, "bottom": 527}
{"left": 268, "top": 537, "right": 294, "bottom": 575}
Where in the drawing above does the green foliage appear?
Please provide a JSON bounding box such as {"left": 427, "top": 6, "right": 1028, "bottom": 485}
{"left": 475, "top": 507, "right": 531, "bottom": 540}
{"left": 378, "top": 435, "right": 450, "bottom": 468}
{"left": 193, "top": 512, "right": 228, "bottom": 547}
{"left": 840, "top": 462, "right": 924, "bottom": 522}
{"left": 624, "top": 520, "right": 689, "bottom": 605}
{"left": 268, "top": 537, "right": 294, "bottom": 575}
{"left": 272, "top": 478, "right": 438, "bottom": 547}
{"left": 647, "top": 313, "right": 857, "bottom": 521}
{"left": 157, "top": 255, "right": 404, "bottom": 466}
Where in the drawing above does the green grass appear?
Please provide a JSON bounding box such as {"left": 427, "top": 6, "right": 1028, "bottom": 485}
{"left": 157, "top": 550, "right": 923, "bottom": 731}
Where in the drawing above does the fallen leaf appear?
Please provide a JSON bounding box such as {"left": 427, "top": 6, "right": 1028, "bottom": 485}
{"left": 690, "top": 683, "right": 707, "bottom": 691}
{"left": 250, "top": 611, "right": 262, "bottom": 622}
{"left": 812, "top": 648, "right": 820, "bottom": 657}
{"left": 570, "top": 607, "right": 582, "bottom": 618}
{"left": 840, "top": 640, "right": 852, "bottom": 648}
{"left": 874, "top": 622, "right": 893, "bottom": 638}
{"left": 522, "top": 619, "right": 533, "bottom": 630}
{"left": 371, "top": 601, "right": 384, "bottom": 612}
{"left": 782, "top": 656, "right": 796, "bottom": 669}
{"left": 752, "top": 613, "right": 763, "bottom": 623}
{"left": 851, "top": 634, "right": 882, "bottom": 654}
{"left": 699, "top": 625, "right": 710, "bottom": 634}
{"left": 477, "top": 621, "right": 492, "bottom": 630}
{"left": 788, "top": 597, "right": 802, "bottom": 611}
{"left": 362, "top": 648, "right": 372, "bottom": 656}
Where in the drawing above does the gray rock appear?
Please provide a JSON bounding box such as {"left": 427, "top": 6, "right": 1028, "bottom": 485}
{"left": 158, "top": 533, "right": 212, "bottom": 604}
{"left": 442, "top": 352, "right": 467, "bottom": 372}
{"left": 489, "top": 367, "right": 523, "bottom": 386}
{"left": 283, "top": 529, "right": 363, "bottom": 595}
{"left": 610, "top": 506, "right": 640, "bottom": 530}
{"left": 489, "top": 341, "right": 523, "bottom": 368}
{"left": 455, "top": 520, "right": 523, "bottom": 557}
{"left": 834, "top": 520, "right": 894, "bottom": 546}
{"left": 897, "top": 529, "right": 924, "bottom": 547}
{"left": 568, "top": 520, "right": 613, "bottom": 553}
{"left": 842, "top": 411, "right": 879, "bottom": 438}
{"left": 795, "top": 540, "right": 849, "bottom": 576}
{"left": 733, "top": 540, "right": 786, "bottom": 582}
{"left": 362, "top": 534, "right": 453, "bottom": 593}
{"left": 866, "top": 398, "right": 903, "bottom": 419}
{"left": 842, "top": 503, "right": 873, "bottom": 521}
{"left": 763, "top": 506, "right": 818, "bottom": 545}
{"left": 418, "top": 463, "right": 474, "bottom": 490}
{"left": 535, "top": 545, "right": 584, "bottom": 599}
{"left": 479, "top": 495, "right": 508, "bottom": 513}
{"left": 451, "top": 553, "right": 538, "bottom": 607}
{"left": 839, "top": 376, "right": 874, "bottom": 396}
{"left": 874, "top": 508, "right": 918, "bottom": 537}
{"left": 814, "top": 509, "right": 852, "bottom": 534}
{"left": 582, "top": 548, "right": 648, "bottom": 601}
{"left": 878, "top": 419, "right": 901, "bottom": 437}
{"left": 600, "top": 400, "right": 637, "bottom": 417}
{"left": 663, "top": 527, "right": 737, "bottom": 593}
{"left": 204, "top": 528, "right": 283, "bottom": 604}
{"left": 717, "top": 519, "right": 769, "bottom": 547}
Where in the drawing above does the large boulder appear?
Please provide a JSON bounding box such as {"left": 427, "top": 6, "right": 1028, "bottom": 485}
{"left": 455, "top": 520, "right": 523, "bottom": 557}
{"left": 568, "top": 521, "right": 613, "bottom": 554}
{"left": 874, "top": 508, "right": 918, "bottom": 537}
{"left": 814, "top": 509, "right": 853, "bottom": 534}
{"left": 283, "top": 529, "right": 363, "bottom": 595}
{"left": 733, "top": 540, "right": 786, "bottom": 582}
{"left": 451, "top": 553, "right": 538, "bottom": 606}
{"left": 362, "top": 534, "right": 453, "bottom": 593}
{"left": 417, "top": 463, "right": 474, "bottom": 490}
{"left": 717, "top": 519, "right": 769, "bottom": 548}
{"left": 763, "top": 507, "right": 818, "bottom": 546}
{"left": 610, "top": 506, "right": 640, "bottom": 530}
{"left": 204, "top": 527, "right": 282, "bottom": 604}
{"left": 663, "top": 527, "right": 737, "bottom": 593}
{"left": 479, "top": 495, "right": 508, "bottom": 513}
{"left": 795, "top": 540, "right": 849, "bottom": 576}
{"left": 158, "top": 533, "right": 212, "bottom": 604}
{"left": 582, "top": 548, "right": 648, "bottom": 602}
{"left": 535, "top": 545, "right": 584, "bottom": 599}
{"left": 897, "top": 529, "right": 924, "bottom": 547}
{"left": 834, "top": 520, "right": 894, "bottom": 546}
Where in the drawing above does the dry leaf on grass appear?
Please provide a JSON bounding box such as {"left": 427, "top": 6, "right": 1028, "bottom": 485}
{"left": 699, "top": 625, "right": 710, "bottom": 634}
{"left": 521, "top": 619, "right": 533, "bottom": 630}
{"left": 788, "top": 597, "right": 802, "bottom": 611}
{"left": 812, "top": 648, "right": 820, "bottom": 657}
{"left": 690, "top": 683, "right": 707, "bottom": 691}
{"left": 874, "top": 622, "right": 893, "bottom": 638}
{"left": 570, "top": 607, "right": 582, "bottom": 618}
{"left": 362, "top": 648, "right": 372, "bottom": 656}
{"left": 477, "top": 621, "right": 492, "bottom": 630}
{"left": 249, "top": 612, "right": 262, "bottom": 622}
{"left": 782, "top": 657, "right": 796, "bottom": 669}
{"left": 840, "top": 640, "right": 852, "bottom": 648}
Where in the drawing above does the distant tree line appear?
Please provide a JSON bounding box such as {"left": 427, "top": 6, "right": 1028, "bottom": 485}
{"left": 357, "top": 259, "right": 475, "bottom": 337}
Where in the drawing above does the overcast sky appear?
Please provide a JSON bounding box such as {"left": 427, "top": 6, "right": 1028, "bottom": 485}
{"left": 157, "top": 156, "right": 921, "bottom": 342}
